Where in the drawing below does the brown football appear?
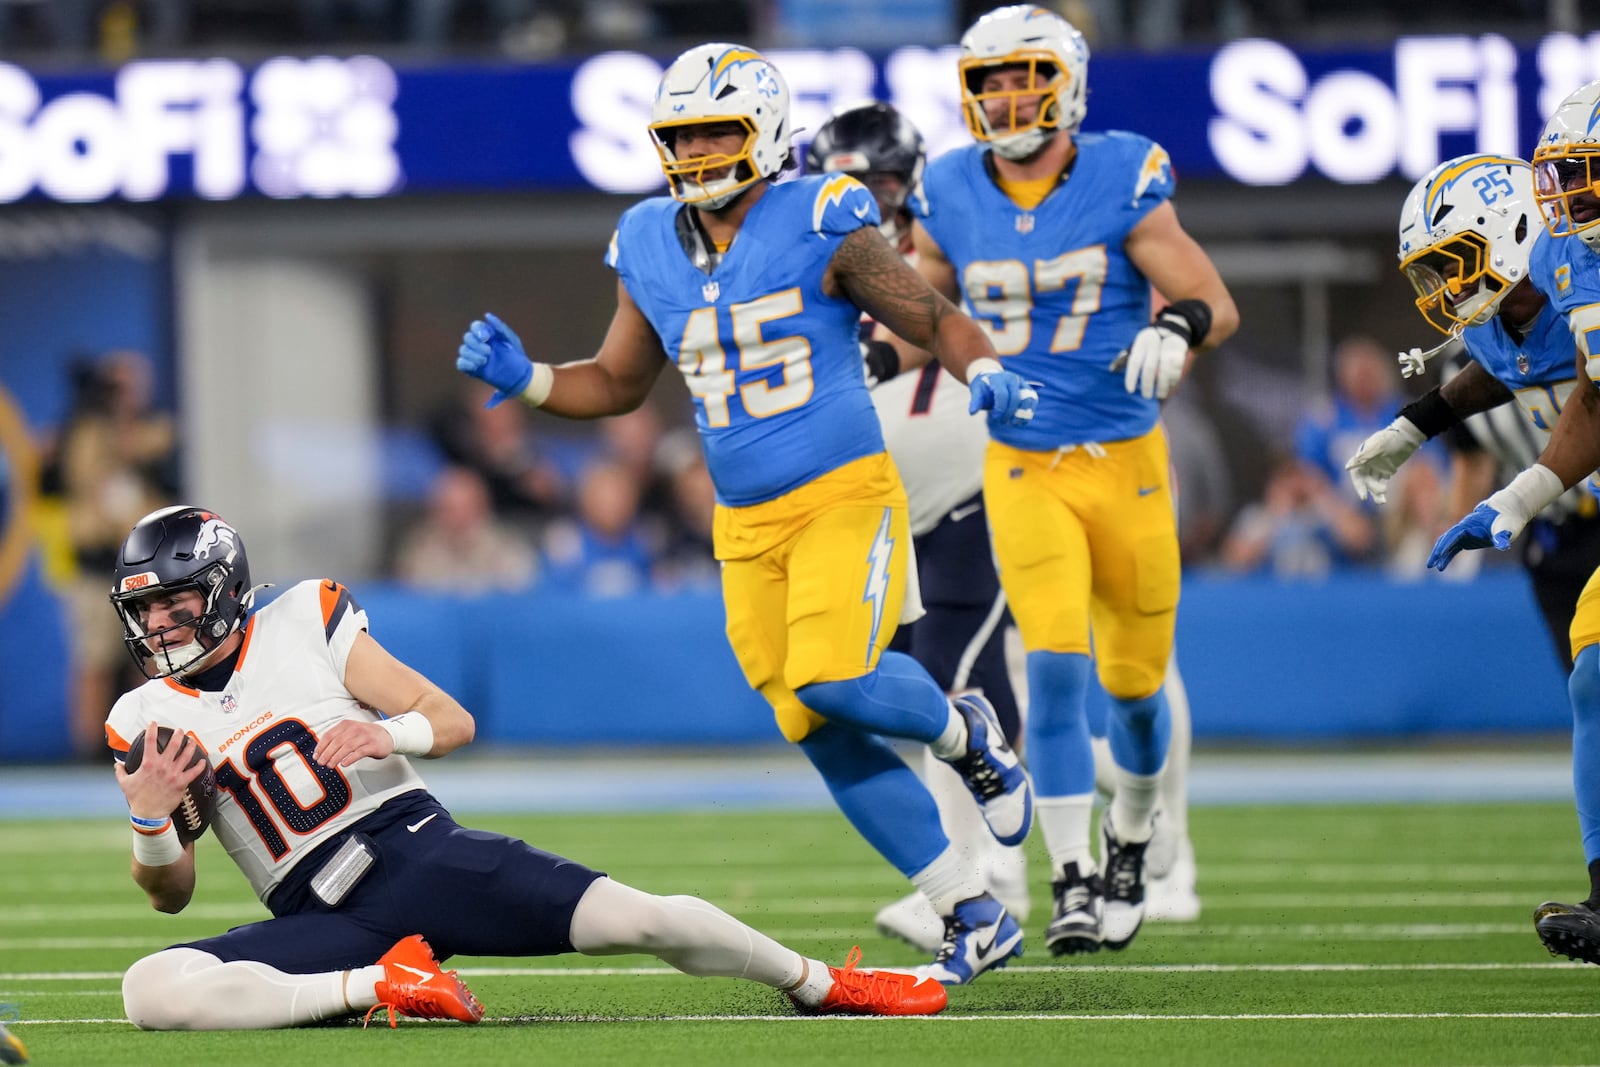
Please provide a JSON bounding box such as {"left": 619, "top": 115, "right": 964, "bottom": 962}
{"left": 123, "top": 726, "right": 217, "bottom": 845}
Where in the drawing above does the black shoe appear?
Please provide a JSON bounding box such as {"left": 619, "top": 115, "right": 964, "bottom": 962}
{"left": 1100, "top": 813, "right": 1150, "bottom": 951}
{"left": 1045, "top": 861, "right": 1103, "bottom": 956}
{"left": 1535, "top": 900, "right": 1600, "bottom": 964}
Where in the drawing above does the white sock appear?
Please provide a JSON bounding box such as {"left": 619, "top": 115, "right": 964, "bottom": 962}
{"left": 785, "top": 958, "right": 837, "bottom": 1009}
{"left": 922, "top": 745, "right": 992, "bottom": 867}
{"left": 1160, "top": 654, "right": 1192, "bottom": 840}
{"left": 569, "top": 877, "right": 805, "bottom": 988}
{"left": 345, "top": 964, "right": 383, "bottom": 1009}
{"left": 123, "top": 948, "right": 361, "bottom": 1029}
{"left": 928, "top": 701, "right": 968, "bottom": 760}
{"left": 1036, "top": 793, "right": 1096, "bottom": 875}
{"left": 1090, "top": 735, "right": 1116, "bottom": 799}
{"left": 910, "top": 843, "right": 986, "bottom": 915}
{"left": 1110, "top": 767, "right": 1163, "bottom": 843}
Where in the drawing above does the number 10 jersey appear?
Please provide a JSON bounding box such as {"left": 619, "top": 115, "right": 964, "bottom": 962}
{"left": 105, "top": 579, "right": 425, "bottom": 904}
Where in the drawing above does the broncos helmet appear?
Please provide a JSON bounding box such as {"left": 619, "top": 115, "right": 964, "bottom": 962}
{"left": 959, "top": 5, "right": 1089, "bottom": 161}
{"left": 648, "top": 43, "right": 793, "bottom": 210}
{"left": 806, "top": 102, "right": 927, "bottom": 241}
{"left": 1533, "top": 79, "right": 1600, "bottom": 249}
{"left": 110, "top": 505, "right": 255, "bottom": 680}
{"left": 1396, "top": 154, "right": 1538, "bottom": 335}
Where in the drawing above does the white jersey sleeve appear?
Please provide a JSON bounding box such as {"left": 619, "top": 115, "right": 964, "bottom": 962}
{"left": 105, "top": 578, "right": 427, "bottom": 904}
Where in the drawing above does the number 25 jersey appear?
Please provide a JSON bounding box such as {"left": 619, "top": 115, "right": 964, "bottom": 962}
{"left": 105, "top": 579, "right": 425, "bottom": 904}
{"left": 916, "top": 131, "right": 1175, "bottom": 449}
{"left": 607, "top": 175, "right": 888, "bottom": 507}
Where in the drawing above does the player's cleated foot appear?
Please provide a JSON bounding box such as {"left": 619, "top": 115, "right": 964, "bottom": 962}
{"left": 0, "top": 1007, "right": 28, "bottom": 1066}
{"left": 915, "top": 892, "right": 1023, "bottom": 985}
{"left": 1534, "top": 900, "right": 1600, "bottom": 964}
{"left": 366, "top": 934, "right": 485, "bottom": 1028}
{"left": 945, "top": 693, "right": 1033, "bottom": 846}
{"left": 1046, "top": 861, "right": 1103, "bottom": 956}
{"left": 790, "top": 946, "right": 947, "bottom": 1016}
{"left": 876, "top": 890, "right": 945, "bottom": 954}
{"left": 1100, "top": 812, "right": 1150, "bottom": 950}
{"left": 1145, "top": 834, "right": 1201, "bottom": 923}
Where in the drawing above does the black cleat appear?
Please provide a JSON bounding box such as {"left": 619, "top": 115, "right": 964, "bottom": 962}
{"left": 1100, "top": 813, "right": 1150, "bottom": 951}
{"left": 1045, "top": 861, "right": 1103, "bottom": 956}
{"left": 1535, "top": 900, "right": 1600, "bottom": 964}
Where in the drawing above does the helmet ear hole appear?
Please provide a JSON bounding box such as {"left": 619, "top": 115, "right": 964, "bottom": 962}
{"left": 1515, "top": 214, "right": 1528, "bottom": 243}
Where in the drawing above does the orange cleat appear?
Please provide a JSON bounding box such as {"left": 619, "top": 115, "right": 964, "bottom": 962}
{"left": 365, "top": 934, "right": 485, "bottom": 1028}
{"left": 790, "top": 946, "right": 948, "bottom": 1016}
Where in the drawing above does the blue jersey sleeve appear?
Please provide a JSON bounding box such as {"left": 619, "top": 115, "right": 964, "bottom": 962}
{"left": 809, "top": 174, "right": 880, "bottom": 237}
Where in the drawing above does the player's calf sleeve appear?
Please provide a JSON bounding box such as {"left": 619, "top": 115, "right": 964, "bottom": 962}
{"left": 798, "top": 724, "right": 949, "bottom": 875}
{"left": 794, "top": 651, "right": 950, "bottom": 742}
{"left": 568, "top": 877, "right": 805, "bottom": 988}
{"left": 1025, "top": 650, "right": 1095, "bottom": 796}
{"left": 1107, "top": 688, "right": 1171, "bottom": 777}
{"left": 1568, "top": 645, "right": 1600, "bottom": 864}
{"left": 123, "top": 948, "right": 353, "bottom": 1029}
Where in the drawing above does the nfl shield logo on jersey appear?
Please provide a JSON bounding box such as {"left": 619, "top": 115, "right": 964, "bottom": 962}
{"left": 1015, "top": 213, "right": 1035, "bottom": 235}
{"left": 221, "top": 693, "right": 237, "bottom": 714}
{"left": 703, "top": 280, "right": 720, "bottom": 302}
{"left": 1517, "top": 353, "right": 1530, "bottom": 375}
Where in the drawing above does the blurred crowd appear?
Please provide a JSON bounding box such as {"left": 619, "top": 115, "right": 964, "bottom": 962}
{"left": 0, "top": 0, "right": 1574, "bottom": 65}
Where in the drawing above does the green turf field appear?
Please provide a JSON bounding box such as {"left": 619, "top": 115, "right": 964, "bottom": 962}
{"left": 5, "top": 802, "right": 1597, "bottom": 1066}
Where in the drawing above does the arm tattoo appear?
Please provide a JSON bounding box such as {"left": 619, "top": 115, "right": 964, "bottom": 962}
{"left": 831, "top": 227, "right": 951, "bottom": 350}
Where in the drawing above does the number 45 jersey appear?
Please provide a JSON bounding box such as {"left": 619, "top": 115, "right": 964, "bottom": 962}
{"left": 104, "top": 579, "right": 425, "bottom": 904}
{"left": 607, "top": 175, "right": 888, "bottom": 507}
{"left": 916, "top": 131, "right": 1174, "bottom": 449}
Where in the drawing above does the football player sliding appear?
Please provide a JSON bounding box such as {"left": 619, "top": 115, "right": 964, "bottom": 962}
{"left": 1427, "top": 81, "right": 1600, "bottom": 966}
{"left": 105, "top": 506, "right": 947, "bottom": 1029}
{"left": 457, "top": 44, "right": 1036, "bottom": 985}
{"left": 904, "top": 5, "right": 1237, "bottom": 957}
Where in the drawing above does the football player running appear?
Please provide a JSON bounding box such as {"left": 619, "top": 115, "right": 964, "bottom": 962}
{"left": 1428, "top": 82, "right": 1600, "bottom": 966}
{"left": 907, "top": 5, "right": 1238, "bottom": 957}
{"left": 456, "top": 45, "right": 1037, "bottom": 985}
{"left": 106, "top": 506, "right": 948, "bottom": 1028}
{"left": 1347, "top": 154, "right": 1600, "bottom": 664}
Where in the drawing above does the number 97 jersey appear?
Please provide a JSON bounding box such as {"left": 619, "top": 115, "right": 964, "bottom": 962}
{"left": 916, "top": 131, "right": 1174, "bottom": 448}
{"left": 104, "top": 579, "right": 425, "bottom": 904}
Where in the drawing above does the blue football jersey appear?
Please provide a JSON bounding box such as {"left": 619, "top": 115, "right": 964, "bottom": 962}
{"left": 607, "top": 175, "right": 887, "bottom": 507}
{"left": 916, "top": 131, "right": 1175, "bottom": 448}
{"left": 1462, "top": 302, "right": 1579, "bottom": 434}
{"left": 1531, "top": 228, "right": 1600, "bottom": 373}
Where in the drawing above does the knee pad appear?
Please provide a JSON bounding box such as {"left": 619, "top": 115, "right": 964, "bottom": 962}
{"left": 122, "top": 948, "right": 217, "bottom": 1030}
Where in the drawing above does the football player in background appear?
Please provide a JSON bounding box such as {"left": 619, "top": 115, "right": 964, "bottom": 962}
{"left": 1346, "top": 154, "right": 1600, "bottom": 673}
{"left": 106, "top": 506, "right": 948, "bottom": 1028}
{"left": 907, "top": 5, "right": 1238, "bottom": 956}
{"left": 1427, "top": 84, "right": 1600, "bottom": 965}
{"left": 456, "top": 44, "right": 1038, "bottom": 985}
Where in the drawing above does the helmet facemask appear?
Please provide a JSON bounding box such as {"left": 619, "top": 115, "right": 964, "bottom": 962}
{"left": 960, "top": 54, "right": 1070, "bottom": 161}
{"left": 1400, "top": 232, "right": 1510, "bottom": 334}
{"left": 649, "top": 116, "right": 761, "bottom": 210}
{"left": 1534, "top": 148, "right": 1600, "bottom": 249}
{"left": 112, "top": 563, "right": 246, "bottom": 680}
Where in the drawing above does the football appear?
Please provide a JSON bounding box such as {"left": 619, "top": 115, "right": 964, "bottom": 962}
{"left": 123, "top": 726, "right": 218, "bottom": 844}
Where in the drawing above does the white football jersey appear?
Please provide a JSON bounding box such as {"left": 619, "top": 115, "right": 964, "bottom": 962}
{"left": 872, "top": 361, "right": 988, "bottom": 537}
{"left": 105, "top": 578, "right": 426, "bottom": 903}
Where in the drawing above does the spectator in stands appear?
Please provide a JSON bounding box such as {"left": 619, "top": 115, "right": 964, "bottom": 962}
{"left": 542, "top": 456, "right": 657, "bottom": 598}
{"left": 60, "top": 349, "right": 177, "bottom": 756}
{"left": 1294, "top": 335, "right": 1404, "bottom": 501}
{"left": 394, "top": 464, "right": 539, "bottom": 594}
{"left": 1218, "top": 454, "right": 1376, "bottom": 578}
{"left": 431, "top": 383, "right": 567, "bottom": 533}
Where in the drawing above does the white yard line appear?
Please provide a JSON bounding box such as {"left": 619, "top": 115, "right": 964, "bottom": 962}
{"left": 13, "top": 1011, "right": 1600, "bottom": 1025}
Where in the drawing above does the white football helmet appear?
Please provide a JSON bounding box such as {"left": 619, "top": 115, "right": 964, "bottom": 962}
{"left": 1395, "top": 154, "right": 1537, "bottom": 335}
{"left": 958, "top": 5, "right": 1089, "bottom": 161}
{"left": 648, "top": 43, "right": 792, "bottom": 210}
{"left": 1533, "top": 79, "right": 1600, "bottom": 249}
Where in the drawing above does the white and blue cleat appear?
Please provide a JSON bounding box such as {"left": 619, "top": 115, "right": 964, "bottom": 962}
{"left": 915, "top": 893, "right": 1024, "bottom": 986}
{"left": 946, "top": 692, "right": 1034, "bottom": 846}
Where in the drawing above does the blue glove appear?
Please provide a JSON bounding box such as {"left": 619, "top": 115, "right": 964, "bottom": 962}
{"left": 457, "top": 312, "right": 534, "bottom": 407}
{"left": 1426, "top": 502, "right": 1514, "bottom": 572}
{"left": 968, "top": 368, "right": 1038, "bottom": 428}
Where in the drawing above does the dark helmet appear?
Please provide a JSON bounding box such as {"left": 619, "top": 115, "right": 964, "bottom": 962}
{"left": 109, "top": 505, "right": 254, "bottom": 679}
{"left": 806, "top": 102, "right": 927, "bottom": 234}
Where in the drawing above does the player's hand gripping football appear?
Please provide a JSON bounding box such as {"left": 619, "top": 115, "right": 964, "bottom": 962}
{"left": 457, "top": 312, "right": 535, "bottom": 407}
{"left": 1344, "top": 417, "right": 1425, "bottom": 504}
{"left": 968, "top": 365, "right": 1038, "bottom": 428}
{"left": 115, "top": 722, "right": 207, "bottom": 825}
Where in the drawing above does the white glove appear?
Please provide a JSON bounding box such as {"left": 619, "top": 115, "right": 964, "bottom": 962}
{"left": 1344, "top": 416, "right": 1426, "bottom": 504}
{"left": 1121, "top": 322, "right": 1189, "bottom": 399}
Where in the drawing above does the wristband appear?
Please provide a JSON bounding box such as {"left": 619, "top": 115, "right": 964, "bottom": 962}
{"left": 1490, "top": 464, "right": 1565, "bottom": 526}
{"left": 132, "top": 822, "right": 184, "bottom": 866}
{"left": 965, "top": 357, "right": 1004, "bottom": 385}
{"left": 1398, "top": 386, "right": 1460, "bottom": 438}
{"left": 862, "top": 339, "right": 900, "bottom": 384}
{"left": 378, "top": 711, "right": 435, "bottom": 757}
{"left": 519, "top": 363, "right": 555, "bottom": 408}
{"left": 1158, "top": 299, "right": 1213, "bottom": 348}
